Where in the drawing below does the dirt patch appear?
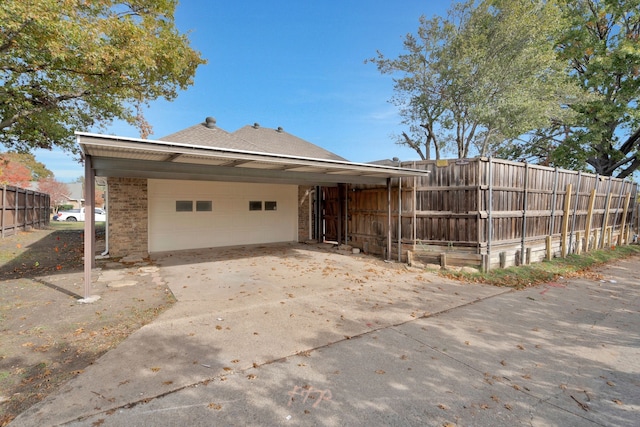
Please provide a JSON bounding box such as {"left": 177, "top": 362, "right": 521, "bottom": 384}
{"left": 0, "top": 224, "right": 175, "bottom": 426}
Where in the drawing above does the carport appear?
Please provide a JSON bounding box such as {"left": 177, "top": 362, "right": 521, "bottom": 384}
{"left": 76, "top": 131, "right": 428, "bottom": 299}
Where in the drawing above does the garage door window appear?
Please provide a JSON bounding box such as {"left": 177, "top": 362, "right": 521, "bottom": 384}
{"left": 176, "top": 201, "right": 193, "bottom": 212}
{"left": 265, "top": 201, "right": 277, "bottom": 211}
{"left": 196, "top": 201, "right": 212, "bottom": 212}
{"left": 249, "top": 201, "right": 262, "bottom": 211}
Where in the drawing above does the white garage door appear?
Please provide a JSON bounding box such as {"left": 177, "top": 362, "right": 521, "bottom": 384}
{"left": 148, "top": 179, "right": 298, "bottom": 253}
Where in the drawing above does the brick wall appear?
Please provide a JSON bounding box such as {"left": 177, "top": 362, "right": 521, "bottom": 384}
{"left": 298, "top": 186, "right": 312, "bottom": 242}
{"left": 107, "top": 177, "right": 148, "bottom": 257}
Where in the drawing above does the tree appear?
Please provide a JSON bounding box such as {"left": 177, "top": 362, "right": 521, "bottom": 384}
{"left": 0, "top": 151, "right": 52, "bottom": 180}
{"left": 0, "top": 154, "right": 31, "bottom": 187}
{"left": 553, "top": 0, "right": 640, "bottom": 178}
{"left": 0, "top": 0, "right": 206, "bottom": 154}
{"left": 37, "top": 177, "right": 70, "bottom": 212}
{"left": 369, "top": 0, "right": 578, "bottom": 160}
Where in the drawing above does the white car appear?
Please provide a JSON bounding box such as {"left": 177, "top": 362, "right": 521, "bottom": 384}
{"left": 54, "top": 208, "right": 106, "bottom": 222}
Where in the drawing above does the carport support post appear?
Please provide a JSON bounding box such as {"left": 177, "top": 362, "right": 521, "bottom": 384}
{"left": 83, "top": 154, "right": 96, "bottom": 300}
{"left": 387, "top": 177, "right": 392, "bottom": 261}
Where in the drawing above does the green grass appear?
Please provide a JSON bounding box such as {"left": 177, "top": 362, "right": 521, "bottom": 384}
{"left": 444, "top": 244, "right": 640, "bottom": 289}
{"left": 49, "top": 221, "right": 105, "bottom": 231}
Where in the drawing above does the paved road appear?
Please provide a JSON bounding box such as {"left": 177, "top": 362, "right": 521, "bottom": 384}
{"left": 11, "top": 246, "right": 640, "bottom": 426}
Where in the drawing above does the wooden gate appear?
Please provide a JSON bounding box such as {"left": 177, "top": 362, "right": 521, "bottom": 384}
{"left": 322, "top": 186, "right": 343, "bottom": 243}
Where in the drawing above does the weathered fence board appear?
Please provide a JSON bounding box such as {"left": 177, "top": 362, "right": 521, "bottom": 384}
{"left": 346, "top": 158, "right": 638, "bottom": 271}
{"left": 1, "top": 185, "right": 50, "bottom": 238}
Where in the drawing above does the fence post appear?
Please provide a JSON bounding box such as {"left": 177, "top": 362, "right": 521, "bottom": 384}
{"left": 599, "top": 177, "right": 613, "bottom": 248}
{"left": 618, "top": 193, "right": 631, "bottom": 246}
{"left": 520, "top": 163, "right": 529, "bottom": 265}
{"left": 561, "top": 184, "right": 572, "bottom": 258}
{"left": 584, "top": 189, "right": 596, "bottom": 252}
{"left": 546, "top": 235, "right": 552, "bottom": 260}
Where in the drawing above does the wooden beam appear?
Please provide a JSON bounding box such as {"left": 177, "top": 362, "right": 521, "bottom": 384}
{"left": 584, "top": 189, "right": 596, "bottom": 252}
{"left": 561, "top": 184, "right": 572, "bottom": 258}
{"left": 618, "top": 193, "right": 631, "bottom": 246}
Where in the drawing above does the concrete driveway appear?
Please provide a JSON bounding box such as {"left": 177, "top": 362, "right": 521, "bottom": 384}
{"left": 11, "top": 244, "right": 640, "bottom": 426}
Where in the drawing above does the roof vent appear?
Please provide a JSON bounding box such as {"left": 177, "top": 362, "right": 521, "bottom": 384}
{"left": 253, "top": 122, "right": 260, "bottom": 129}
{"left": 276, "top": 126, "right": 283, "bottom": 133}
{"left": 205, "top": 117, "right": 216, "bottom": 128}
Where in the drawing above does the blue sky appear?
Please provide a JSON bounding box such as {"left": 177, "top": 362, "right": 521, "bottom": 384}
{"left": 33, "top": 0, "right": 452, "bottom": 182}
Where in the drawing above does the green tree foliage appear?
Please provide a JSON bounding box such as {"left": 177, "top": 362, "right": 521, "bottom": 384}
{"left": 368, "top": 0, "right": 578, "bottom": 160}
{"left": 554, "top": 0, "right": 640, "bottom": 178}
{"left": 0, "top": 0, "right": 206, "bottom": 153}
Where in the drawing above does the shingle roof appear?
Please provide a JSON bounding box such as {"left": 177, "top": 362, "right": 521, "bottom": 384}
{"left": 232, "top": 124, "right": 347, "bottom": 161}
{"left": 159, "top": 118, "right": 347, "bottom": 161}
{"left": 159, "top": 120, "right": 252, "bottom": 151}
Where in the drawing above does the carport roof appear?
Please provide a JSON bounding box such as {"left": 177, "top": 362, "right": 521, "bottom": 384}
{"left": 76, "top": 132, "right": 428, "bottom": 186}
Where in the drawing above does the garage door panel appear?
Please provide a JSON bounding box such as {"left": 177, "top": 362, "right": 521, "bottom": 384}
{"left": 148, "top": 180, "right": 298, "bottom": 252}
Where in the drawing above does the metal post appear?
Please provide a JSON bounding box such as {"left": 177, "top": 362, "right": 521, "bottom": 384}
{"left": 398, "top": 161, "right": 402, "bottom": 262}
{"left": 344, "top": 183, "right": 348, "bottom": 245}
{"left": 83, "top": 154, "right": 96, "bottom": 300}
{"left": 387, "top": 177, "right": 392, "bottom": 261}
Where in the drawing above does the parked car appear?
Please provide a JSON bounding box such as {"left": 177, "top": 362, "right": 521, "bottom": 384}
{"left": 54, "top": 207, "right": 106, "bottom": 222}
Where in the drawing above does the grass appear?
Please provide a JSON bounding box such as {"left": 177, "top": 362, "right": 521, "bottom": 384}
{"left": 48, "top": 221, "right": 105, "bottom": 232}
{"left": 443, "top": 244, "right": 640, "bottom": 289}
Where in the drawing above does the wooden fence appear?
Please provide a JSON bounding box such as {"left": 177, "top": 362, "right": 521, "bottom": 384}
{"left": 1, "top": 185, "right": 50, "bottom": 238}
{"left": 346, "top": 158, "right": 638, "bottom": 271}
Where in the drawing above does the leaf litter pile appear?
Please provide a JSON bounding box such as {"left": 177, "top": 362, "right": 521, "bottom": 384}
{"left": 0, "top": 226, "right": 175, "bottom": 426}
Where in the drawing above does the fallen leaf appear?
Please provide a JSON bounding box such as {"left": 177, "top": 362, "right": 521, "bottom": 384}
{"left": 606, "top": 381, "right": 615, "bottom": 387}
{"left": 438, "top": 404, "right": 448, "bottom": 410}
{"left": 517, "top": 344, "right": 525, "bottom": 350}
{"left": 150, "top": 367, "right": 160, "bottom": 372}
{"left": 491, "top": 395, "right": 500, "bottom": 402}
{"left": 612, "top": 399, "right": 623, "bottom": 405}
{"left": 375, "top": 370, "right": 386, "bottom": 375}
{"left": 247, "top": 374, "right": 256, "bottom": 380}
{"left": 500, "top": 360, "right": 507, "bottom": 366}
{"left": 162, "top": 381, "right": 173, "bottom": 385}
{"left": 208, "top": 402, "right": 222, "bottom": 410}
{"left": 504, "top": 403, "right": 512, "bottom": 410}
{"left": 480, "top": 404, "right": 489, "bottom": 409}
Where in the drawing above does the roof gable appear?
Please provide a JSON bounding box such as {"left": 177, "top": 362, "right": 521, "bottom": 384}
{"left": 232, "top": 124, "right": 347, "bottom": 161}
{"left": 159, "top": 120, "right": 254, "bottom": 152}
{"left": 159, "top": 118, "right": 347, "bottom": 162}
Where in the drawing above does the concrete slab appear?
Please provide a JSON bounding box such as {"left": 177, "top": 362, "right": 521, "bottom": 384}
{"left": 11, "top": 246, "right": 640, "bottom": 426}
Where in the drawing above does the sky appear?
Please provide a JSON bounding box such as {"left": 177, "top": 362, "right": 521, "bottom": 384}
{"left": 31, "top": 0, "right": 452, "bottom": 182}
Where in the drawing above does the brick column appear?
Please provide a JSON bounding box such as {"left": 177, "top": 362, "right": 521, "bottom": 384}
{"left": 107, "top": 177, "right": 148, "bottom": 258}
{"left": 298, "top": 186, "right": 312, "bottom": 242}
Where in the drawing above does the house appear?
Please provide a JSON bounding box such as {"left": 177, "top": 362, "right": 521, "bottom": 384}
{"left": 77, "top": 118, "right": 426, "bottom": 283}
